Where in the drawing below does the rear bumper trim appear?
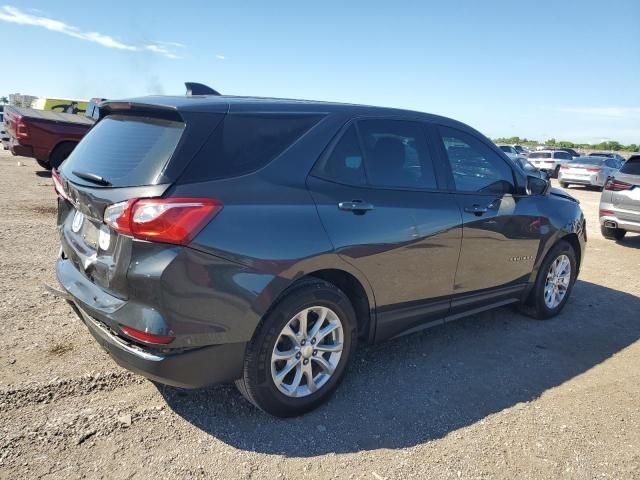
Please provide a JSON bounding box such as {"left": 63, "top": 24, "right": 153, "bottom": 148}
{"left": 71, "top": 301, "right": 247, "bottom": 388}
{"left": 44, "top": 283, "right": 73, "bottom": 301}
{"left": 56, "top": 256, "right": 247, "bottom": 388}
{"left": 599, "top": 214, "right": 640, "bottom": 233}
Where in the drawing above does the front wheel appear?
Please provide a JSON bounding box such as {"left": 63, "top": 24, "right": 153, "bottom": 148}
{"left": 235, "top": 279, "right": 357, "bottom": 417}
{"left": 519, "top": 240, "right": 577, "bottom": 320}
{"left": 560, "top": 181, "right": 569, "bottom": 188}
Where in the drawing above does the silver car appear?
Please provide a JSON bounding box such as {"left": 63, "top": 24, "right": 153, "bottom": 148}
{"left": 558, "top": 156, "right": 620, "bottom": 190}
{"left": 599, "top": 155, "right": 640, "bottom": 240}
{"left": 528, "top": 150, "right": 573, "bottom": 178}
{"left": 497, "top": 144, "right": 525, "bottom": 161}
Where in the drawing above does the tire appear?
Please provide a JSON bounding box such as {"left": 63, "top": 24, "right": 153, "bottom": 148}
{"left": 559, "top": 181, "right": 569, "bottom": 188}
{"left": 519, "top": 240, "right": 577, "bottom": 320}
{"left": 49, "top": 142, "right": 77, "bottom": 170}
{"left": 36, "top": 158, "right": 51, "bottom": 170}
{"left": 235, "top": 278, "right": 357, "bottom": 417}
{"left": 601, "top": 225, "right": 626, "bottom": 241}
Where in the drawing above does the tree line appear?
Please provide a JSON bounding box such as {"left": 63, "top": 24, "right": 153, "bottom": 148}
{"left": 493, "top": 136, "right": 638, "bottom": 153}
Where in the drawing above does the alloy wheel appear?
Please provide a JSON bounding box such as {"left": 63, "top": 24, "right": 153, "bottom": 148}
{"left": 271, "top": 306, "right": 344, "bottom": 398}
{"left": 544, "top": 254, "right": 571, "bottom": 308}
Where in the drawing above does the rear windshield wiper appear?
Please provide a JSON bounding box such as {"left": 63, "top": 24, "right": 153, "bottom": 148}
{"left": 72, "top": 170, "right": 112, "bottom": 186}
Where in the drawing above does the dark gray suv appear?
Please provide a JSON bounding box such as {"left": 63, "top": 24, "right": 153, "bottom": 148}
{"left": 53, "top": 95, "right": 586, "bottom": 416}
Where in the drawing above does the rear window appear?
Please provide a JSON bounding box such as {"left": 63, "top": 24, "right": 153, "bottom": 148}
{"left": 499, "top": 146, "right": 512, "bottom": 153}
{"left": 180, "top": 113, "right": 322, "bottom": 182}
{"left": 529, "top": 152, "right": 551, "bottom": 159}
{"left": 61, "top": 114, "right": 184, "bottom": 187}
{"left": 571, "top": 157, "right": 606, "bottom": 166}
{"left": 620, "top": 157, "right": 640, "bottom": 175}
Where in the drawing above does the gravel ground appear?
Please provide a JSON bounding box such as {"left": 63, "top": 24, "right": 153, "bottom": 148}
{"left": 1, "top": 150, "right": 639, "bottom": 480}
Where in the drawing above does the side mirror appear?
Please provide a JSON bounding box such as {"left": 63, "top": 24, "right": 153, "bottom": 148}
{"left": 526, "top": 175, "right": 550, "bottom": 195}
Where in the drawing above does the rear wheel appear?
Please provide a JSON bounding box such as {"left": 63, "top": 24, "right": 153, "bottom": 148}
{"left": 519, "top": 240, "right": 577, "bottom": 320}
{"left": 36, "top": 158, "right": 51, "bottom": 170}
{"left": 49, "top": 142, "right": 77, "bottom": 169}
{"left": 601, "top": 225, "right": 626, "bottom": 241}
{"left": 235, "top": 279, "right": 357, "bottom": 417}
{"left": 559, "top": 181, "right": 569, "bottom": 188}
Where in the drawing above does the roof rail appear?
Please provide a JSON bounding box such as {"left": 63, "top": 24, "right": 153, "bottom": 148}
{"left": 185, "top": 82, "right": 221, "bottom": 96}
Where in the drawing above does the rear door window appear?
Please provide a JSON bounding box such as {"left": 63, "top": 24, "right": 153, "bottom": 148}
{"left": 181, "top": 113, "right": 322, "bottom": 181}
{"left": 61, "top": 114, "right": 185, "bottom": 187}
{"left": 357, "top": 119, "right": 438, "bottom": 189}
{"left": 439, "top": 126, "right": 515, "bottom": 194}
{"left": 312, "top": 125, "right": 366, "bottom": 186}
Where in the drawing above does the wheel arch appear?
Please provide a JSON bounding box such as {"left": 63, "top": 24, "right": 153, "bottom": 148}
{"left": 257, "top": 263, "right": 376, "bottom": 344}
{"left": 304, "top": 269, "right": 374, "bottom": 342}
{"left": 49, "top": 140, "right": 77, "bottom": 163}
{"left": 560, "top": 232, "right": 582, "bottom": 272}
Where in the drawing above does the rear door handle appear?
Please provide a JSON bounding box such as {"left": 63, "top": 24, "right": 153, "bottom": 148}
{"left": 338, "top": 200, "right": 374, "bottom": 213}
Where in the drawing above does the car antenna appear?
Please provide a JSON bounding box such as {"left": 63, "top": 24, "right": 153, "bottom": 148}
{"left": 185, "top": 82, "right": 221, "bottom": 96}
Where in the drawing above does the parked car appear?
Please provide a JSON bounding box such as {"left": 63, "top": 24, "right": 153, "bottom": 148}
{"left": 555, "top": 148, "right": 580, "bottom": 158}
{"left": 3, "top": 98, "right": 103, "bottom": 169}
{"left": 497, "top": 144, "right": 525, "bottom": 161}
{"left": 514, "top": 157, "right": 549, "bottom": 180}
{"left": 527, "top": 150, "right": 573, "bottom": 177}
{"left": 51, "top": 95, "right": 586, "bottom": 417}
{"left": 588, "top": 152, "right": 625, "bottom": 164}
{"left": 558, "top": 156, "right": 621, "bottom": 190}
{"left": 599, "top": 155, "right": 640, "bottom": 240}
{"left": 0, "top": 112, "right": 9, "bottom": 150}
{"left": 512, "top": 145, "right": 529, "bottom": 155}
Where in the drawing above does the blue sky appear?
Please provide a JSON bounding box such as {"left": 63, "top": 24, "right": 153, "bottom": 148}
{"left": 1, "top": 1, "right": 638, "bottom": 143}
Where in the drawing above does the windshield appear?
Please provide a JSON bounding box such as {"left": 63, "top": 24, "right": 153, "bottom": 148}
{"left": 60, "top": 114, "right": 185, "bottom": 187}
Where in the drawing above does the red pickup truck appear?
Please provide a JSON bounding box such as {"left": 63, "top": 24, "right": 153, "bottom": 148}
{"left": 3, "top": 101, "right": 100, "bottom": 169}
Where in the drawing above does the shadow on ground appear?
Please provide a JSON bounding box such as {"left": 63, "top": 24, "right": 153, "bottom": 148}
{"left": 35, "top": 170, "right": 51, "bottom": 178}
{"left": 159, "top": 280, "right": 640, "bottom": 456}
{"left": 616, "top": 234, "right": 640, "bottom": 249}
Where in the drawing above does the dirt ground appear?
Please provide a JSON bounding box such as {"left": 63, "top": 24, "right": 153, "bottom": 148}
{"left": 1, "top": 149, "right": 639, "bottom": 480}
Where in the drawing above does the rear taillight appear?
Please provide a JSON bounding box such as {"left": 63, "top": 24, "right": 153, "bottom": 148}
{"left": 560, "top": 165, "right": 569, "bottom": 170}
{"left": 604, "top": 178, "right": 634, "bottom": 191}
{"left": 51, "top": 169, "right": 69, "bottom": 201}
{"left": 599, "top": 209, "right": 615, "bottom": 216}
{"left": 119, "top": 324, "right": 174, "bottom": 345}
{"left": 104, "top": 197, "right": 223, "bottom": 245}
{"left": 16, "top": 117, "right": 29, "bottom": 139}
{"left": 586, "top": 167, "right": 602, "bottom": 172}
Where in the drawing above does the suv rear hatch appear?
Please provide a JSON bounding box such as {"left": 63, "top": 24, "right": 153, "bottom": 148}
{"left": 56, "top": 101, "right": 225, "bottom": 300}
{"left": 609, "top": 156, "right": 640, "bottom": 215}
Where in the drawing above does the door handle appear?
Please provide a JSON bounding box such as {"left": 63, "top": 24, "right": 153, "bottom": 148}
{"left": 338, "top": 200, "right": 374, "bottom": 213}
{"left": 464, "top": 204, "right": 488, "bottom": 216}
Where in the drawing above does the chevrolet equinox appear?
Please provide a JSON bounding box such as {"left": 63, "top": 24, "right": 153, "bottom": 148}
{"left": 53, "top": 95, "right": 586, "bottom": 416}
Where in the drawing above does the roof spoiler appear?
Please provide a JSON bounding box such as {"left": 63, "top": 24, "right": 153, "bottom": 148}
{"left": 185, "top": 82, "right": 221, "bottom": 96}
